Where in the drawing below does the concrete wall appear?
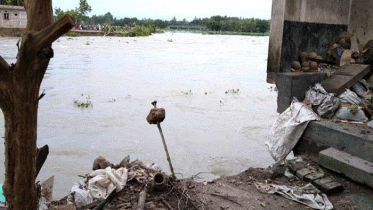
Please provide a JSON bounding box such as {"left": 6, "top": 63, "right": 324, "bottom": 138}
{"left": 267, "top": 0, "right": 286, "bottom": 82}
{"left": 267, "top": 0, "right": 350, "bottom": 76}
{"left": 0, "top": 27, "right": 25, "bottom": 37}
{"left": 349, "top": 0, "right": 373, "bottom": 46}
{"left": 285, "top": 0, "right": 350, "bottom": 24}
{"left": 0, "top": 8, "right": 27, "bottom": 28}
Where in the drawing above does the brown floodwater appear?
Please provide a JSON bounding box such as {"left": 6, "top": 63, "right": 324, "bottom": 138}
{"left": 0, "top": 32, "right": 278, "bottom": 198}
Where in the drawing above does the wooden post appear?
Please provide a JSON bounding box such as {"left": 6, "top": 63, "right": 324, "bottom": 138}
{"left": 0, "top": 0, "right": 74, "bottom": 209}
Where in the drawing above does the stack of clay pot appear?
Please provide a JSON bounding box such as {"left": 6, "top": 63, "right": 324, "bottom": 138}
{"left": 291, "top": 52, "right": 322, "bottom": 73}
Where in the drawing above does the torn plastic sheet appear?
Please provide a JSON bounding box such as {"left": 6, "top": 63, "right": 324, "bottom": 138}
{"left": 38, "top": 197, "right": 48, "bottom": 210}
{"left": 88, "top": 167, "right": 128, "bottom": 200}
{"left": 68, "top": 182, "right": 93, "bottom": 208}
{"left": 266, "top": 101, "right": 320, "bottom": 166}
{"left": 351, "top": 83, "right": 367, "bottom": 97}
{"left": 305, "top": 84, "right": 340, "bottom": 119}
{"left": 255, "top": 183, "right": 333, "bottom": 210}
{"left": 335, "top": 104, "right": 368, "bottom": 122}
{"left": 339, "top": 89, "right": 363, "bottom": 105}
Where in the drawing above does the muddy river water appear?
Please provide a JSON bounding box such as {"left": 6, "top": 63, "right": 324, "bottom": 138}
{"left": 0, "top": 32, "right": 278, "bottom": 198}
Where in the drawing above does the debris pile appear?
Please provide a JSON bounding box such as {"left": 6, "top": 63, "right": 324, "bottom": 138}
{"left": 303, "top": 78, "right": 373, "bottom": 124}
{"left": 48, "top": 156, "right": 199, "bottom": 210}
{"left": 291, "top": 31, "right": 373, "bottom": 74}
{"left": 289, "top": 32, "right": 373, "bottom": 124}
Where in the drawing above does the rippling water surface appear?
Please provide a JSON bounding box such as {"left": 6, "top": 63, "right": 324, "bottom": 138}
{"left": 0, "top": 32, "right": 278, "bottom": 198}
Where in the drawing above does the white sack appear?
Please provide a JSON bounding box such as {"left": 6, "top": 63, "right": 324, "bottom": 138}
{"left": 335, "top": 105, "right": 368, "bottom": 122}
{"left": 69, "top": 182, "right": 93, "bottom": 208}
{"left": 266, "top": 101, "right": 320, "bottom": 166}
{"left": 88, "top": 167, "right": 128, "bottom": 199}
{"left": 255, "top": 183, "right": 333, "bottom": 210}
{"left": 339, "top": 89, "right": 363, "bottom": 105}
{"left": 305, "top": 83, "right": 340, "bottom": 119}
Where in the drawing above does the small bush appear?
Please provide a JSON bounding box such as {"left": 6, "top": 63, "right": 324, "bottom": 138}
{"left": 66, "top": 32, "right": 81, "bottom": 37}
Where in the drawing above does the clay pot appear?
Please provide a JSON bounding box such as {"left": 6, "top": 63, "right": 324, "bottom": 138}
{"left": 291, "top": 61, "right": 301, "bottom": 70}
{"left": 339, "top": 38, "right": 346, "bottom": 45}
{"left": 301, "top": 61, "right": 310, "bottom": 68}
{"left": 300, "top": 52, "right": 308, "bottom": 62}
{"left": 93, "top": 156, "right": 114, "bottom": 170}
{"left": 310, "top": 61, "right": 318, "bottom": 70}
{"left": 153, "top": 173, "right": 167, "bottom": 191}
{"left": 302, "top": 67, "right": 310, "bottom": 72}
{"left": 339, "top": 31, "right": 350, "bottom": 39}
{"left": 146, "top": 108, "right": 166, "bottom": 124}
{"left": 309, "top": 52, "right": 317, "bottom": 59}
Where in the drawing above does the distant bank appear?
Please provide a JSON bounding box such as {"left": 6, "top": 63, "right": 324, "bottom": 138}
{"left": 0, "top": 27, "right": 268, "bottom": 38}
{"left": 165, "top": 29, "right": 269, "bottom": 36}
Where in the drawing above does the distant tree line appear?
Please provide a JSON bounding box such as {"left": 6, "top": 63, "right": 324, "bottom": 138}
{"left": 2, "top": 0, "right": 270, "bottom": 33}
{"left": 0, "top": 0, "right": 23, "bottom": 6}
{"left": 52, "top": 0, "right": 270, "bottom": 34}
{"left": 81, "top": 14, "right": 270, "bottom": 33}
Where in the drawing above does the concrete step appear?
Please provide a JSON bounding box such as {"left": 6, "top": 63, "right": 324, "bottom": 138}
{"left": 299, "top": 120, "right": 373, "bottom": 163}
{"left": 319, "top": 148, "right": 373, "bottom": 188}
{"left": 321, "top": 64, "right": 371, "bottom": 95}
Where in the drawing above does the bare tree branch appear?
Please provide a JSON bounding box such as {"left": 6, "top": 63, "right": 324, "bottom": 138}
{"left": 35, "top": 15, "right": 75, "bottom": 49}
{"left": 0, "top": 56, "right": 10, "bottom": 72}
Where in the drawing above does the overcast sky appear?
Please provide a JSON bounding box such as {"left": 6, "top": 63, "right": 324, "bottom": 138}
{"left": 53, "top": 0, "right": 272, "bottom": 21}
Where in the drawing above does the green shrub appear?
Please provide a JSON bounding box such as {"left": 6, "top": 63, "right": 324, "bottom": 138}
{"left": 66, "top": 32, "right": 82, "bottom": 37}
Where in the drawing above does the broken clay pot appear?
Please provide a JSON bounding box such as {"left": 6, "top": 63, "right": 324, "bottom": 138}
{"left": 146, "top": 108, "right": 166, "bottom": 124}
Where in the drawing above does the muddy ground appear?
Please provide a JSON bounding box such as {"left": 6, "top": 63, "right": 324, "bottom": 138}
{"left": 50, "top": 155, "right": 373, "bottom": 210}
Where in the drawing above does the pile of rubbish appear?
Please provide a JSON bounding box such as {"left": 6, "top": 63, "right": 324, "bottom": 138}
{"left": 326, "top": 31, "right": 373, "bottom": 66}
{"left": 49, "top": 156, "right": 180, "bottom": 210}
{"left": 291, "top": 31, "right": 373, "bottom": 74}
{"left": 304, "top": 79, "right": 373, "bottom": 124}
{"left": 289, "top": 31, "right": 373, "bottom": 124}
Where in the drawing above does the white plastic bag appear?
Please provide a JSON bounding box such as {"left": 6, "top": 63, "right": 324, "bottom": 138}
{"left": 305, "top": 84, "right": 340, "bottom": 119}
{"left": 339, "top": 89, "right": 363, "bottom": 105}
{"left": 351, "top": 83, "right": 367, "bottom": 97}
{"left": 266, "top": 101, "right": 320, "bottom": 166}
{"left": 255, "top": 183, "right": 333, "bottom": 210}
{"left": 69, "top": 182, "right": 93, "bottom": 208}
{"left": 88, "top": 167, "right": 128, "bottom": 199}
{"left": 335, "top": 104, "right": 368, "bottom": 122}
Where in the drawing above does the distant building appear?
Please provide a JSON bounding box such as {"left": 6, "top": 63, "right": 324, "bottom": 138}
{"left": 0, "top": 5, "right": 27, "bottom": 28}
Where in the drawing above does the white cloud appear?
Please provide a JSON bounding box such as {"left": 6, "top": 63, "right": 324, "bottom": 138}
{"left": 53, "top": 0, "right": 272, "bottom": 20}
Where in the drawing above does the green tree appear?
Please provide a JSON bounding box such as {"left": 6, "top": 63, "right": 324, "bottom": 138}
{"left": 0, "top": 0, "right": 23, "bottom": 5}
{"left": 54, "top": 7, "right": 78, "bottom": 22}
{"left": 78, "top": 0, "right": 92, "bottom": 16}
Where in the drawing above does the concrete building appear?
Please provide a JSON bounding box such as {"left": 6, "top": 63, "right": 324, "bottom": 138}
{"left": 0, "top": 5, "right": 27, "bottom": 28}
{"left": 267, "top": 0, "right": 373, "bottom": 83}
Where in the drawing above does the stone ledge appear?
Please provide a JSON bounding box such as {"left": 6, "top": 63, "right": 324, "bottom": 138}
{"left": 319, "top": 148, "right": 373, "bottom": 188}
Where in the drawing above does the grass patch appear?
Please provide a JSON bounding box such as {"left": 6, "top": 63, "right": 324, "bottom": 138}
{"left": 225, "top": 89, "right": 240, "bottom": 94}
{"left": 165, "top": 29, "right": 268, "bottom": 36}
{"left": 74, "top": 95, "right": 92, "bottom": 108}
{"left": 66, "top": 32, "right": 82, "bottom": 37}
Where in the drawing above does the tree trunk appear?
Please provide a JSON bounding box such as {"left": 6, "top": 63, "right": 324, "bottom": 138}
{"left": 0, "top": 1, "right": 74, "bottom": 209}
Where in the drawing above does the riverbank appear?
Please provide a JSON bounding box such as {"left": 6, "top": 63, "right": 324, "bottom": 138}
{"left": 48, "top": 155, "right": 373, "bottom": 209}
{"left": 0, "top": 27, "right": 25, "bottom": 37}
{"left": 165, "top": 29, "right": 269, "bottom": 36}
{"left": 0, "top": 28, "right": 163, "bottom": 38}
{"left": 0, "top": 27, "right": 266, "bottom": 38}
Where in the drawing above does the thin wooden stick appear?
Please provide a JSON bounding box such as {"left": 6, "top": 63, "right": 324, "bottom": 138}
{"left": 161, "top": 199, "right": 175, "bottom": 210}
{"left": 157, "top": 122, "right": 176, "bottom": 179}
{"left": 136, "top": 189, "right": 147, "bottom": 210}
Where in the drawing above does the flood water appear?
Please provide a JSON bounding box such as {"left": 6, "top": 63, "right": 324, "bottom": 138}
{"left": 0, "top": 32, "right": 278, "bottom": 198}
